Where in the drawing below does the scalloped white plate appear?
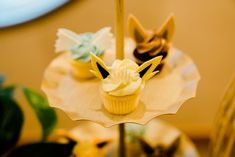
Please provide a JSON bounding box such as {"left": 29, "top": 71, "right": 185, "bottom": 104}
{"left": 41, "top": 39, "right": 200, "bottom": 127}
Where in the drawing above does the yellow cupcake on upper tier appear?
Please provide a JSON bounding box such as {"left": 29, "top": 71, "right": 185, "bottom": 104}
{"left": 55, "top": 27, "right": 113, "bottom": 79}
{"left": 69, "top": 57, "right": 95, "bottom": 79}
{"left": 90, "top": 53, "right": 162, "bottom": 115}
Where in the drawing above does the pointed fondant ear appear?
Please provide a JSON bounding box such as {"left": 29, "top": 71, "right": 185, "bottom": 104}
{"left": 96, "top": 140, "right": 111, "bottom": 149}
{"left": 138, "top": 138, "right": 155, "bottom": 154}
{"left": 137, "top": 56, "right": 162, "bottom": 81}
{"left": 90, "top": 53, "right": 110, "bottom": 79}
{"left": 128, "top": 14, "right": 149, "bottom": 43}
{"left": 157, "top": 14, "right": 175, "bottom": 42}
{"left": 166, "top": 136, "right": 181, "bottom": 154}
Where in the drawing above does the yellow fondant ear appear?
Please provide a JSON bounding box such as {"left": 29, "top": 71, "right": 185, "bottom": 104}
{"left": 157, "top": 14, "right": 175, "bottom": 42}
{"left": 128, "top": 14, "right": 149, "bottom": 43}
{"left": 137, "top": 56, "right": 162, "bottom": 81}
{"left": 90, "top": 53, "right": 110, "bottom": 79}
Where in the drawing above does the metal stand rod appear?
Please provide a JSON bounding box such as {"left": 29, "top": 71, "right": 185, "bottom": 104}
{"left": 119, "top": 123, "right": 126, "bottom": 157}
{"left": 115, "top": 0, "right": 124, "bottom": 60}
{"left": 115, "top": 0, "right": 126, "bottom": 156}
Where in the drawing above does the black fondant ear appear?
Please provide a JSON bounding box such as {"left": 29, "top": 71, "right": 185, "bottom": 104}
{"left": 166, "top": 136, "right": 181, "bottom": 156}
{"left": 90, "top": 53, "right": 110, "bottom": 79}
{"left": 137, "top": 56, "right": 162, "bottom": 81}
{"left": 96, "top": 140, "right": 110, "bottom": 149}
{"left": 157, "top": 14, "right": 175, "bottom": 42}
{"left": 128, "top": 14, "right": 149, "bottom": 43}
{"left": 138, "top": 138, "right": 155, "bottom": 155}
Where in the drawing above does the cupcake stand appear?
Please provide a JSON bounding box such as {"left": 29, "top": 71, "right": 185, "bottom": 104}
{"left": 42, "top": 0, "right": 200, "bottom": 156}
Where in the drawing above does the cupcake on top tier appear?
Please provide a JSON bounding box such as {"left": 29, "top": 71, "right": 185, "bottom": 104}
{"left": 128, "top": 14, "right": 175, "bottom": 72}
{"left": 55, "top": 27, "right": 113, "bottom": 79}
{"left": 90, "top": 53, "right": 162, "bottom": 115}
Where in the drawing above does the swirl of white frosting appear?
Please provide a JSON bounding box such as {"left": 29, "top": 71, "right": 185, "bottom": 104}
{"left": 102, "top": 59, "right": 143, "bottom": 96}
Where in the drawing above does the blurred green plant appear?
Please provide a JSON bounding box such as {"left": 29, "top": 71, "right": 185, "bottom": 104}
{"left": 0, "top": 75, "right": 77, "bottom": 157}
{"left": 23, "top": 88, "right": 57, "bottom": 140}
{"left": 0, "top": 82, "right": 23, "bottom": 155}
{"left": 0, "top": 75, "right": 5, "bottom": 85}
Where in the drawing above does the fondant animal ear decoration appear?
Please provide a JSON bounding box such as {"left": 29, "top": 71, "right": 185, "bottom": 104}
{"left": 138, "top": 138, "right": 155, "bottom": 155}
{"left": 95, "top": 140, "right": 111, "bottom": 149}
{"left": 128, "top": 14, "right": 175, "bottom": 43}
{"left": 91, "top": 53, "right": 162, "bottom": 81}
{"left": 90, "top": 53, "right": 110, "bottom": 79}
{"left": 137, "top": 56, "right": 162, "bottom": 81}
{"left": 128, "top": 14, "right": 149, "bottom": 43}
{"left": 157, "top": 14, "right": 175, "bottom": 42}
{"left": 49, "top": 129, "right": 79, "bottom": 143}
{"left": 139, "top": 136, "right": 181, "bottom": 156}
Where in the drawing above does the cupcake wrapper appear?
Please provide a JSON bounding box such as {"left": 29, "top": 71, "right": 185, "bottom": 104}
{"left": 70, "top": 59, "right": 94, "bottom": 79}
{"left": 101, "top": 91, "right": 140, "bottom": 115}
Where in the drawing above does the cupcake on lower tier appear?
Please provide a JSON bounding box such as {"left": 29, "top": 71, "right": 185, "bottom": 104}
{"left": 128, "top": 14, "right": 175, "bottom": 72}
{"left": 55, "top": 27, "right": 113, "bottom": 79}
{"left": 90, "top": 53, "right": 162, "bottom": 115}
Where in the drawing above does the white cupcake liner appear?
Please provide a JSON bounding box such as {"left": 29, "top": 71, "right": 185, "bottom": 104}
{"left": 101, "top": 91, "right": 140, "bottom": 115}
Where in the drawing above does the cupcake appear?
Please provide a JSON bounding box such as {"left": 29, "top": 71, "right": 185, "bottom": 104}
{"left": 55, "top": 27, "right": 113, "bottom": 79}
{"left": 128, "top": 14, "right": 175, "bottom": 72}
{"left": 90, "top": 53, "right": 162, "bottom": 115}
{"left": 126, "top": 123, "right": 182, "bottom": 157}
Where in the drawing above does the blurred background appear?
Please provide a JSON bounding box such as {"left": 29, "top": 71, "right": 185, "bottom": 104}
{"left": 0, "top": 0, "right": 235, "bottom": 144}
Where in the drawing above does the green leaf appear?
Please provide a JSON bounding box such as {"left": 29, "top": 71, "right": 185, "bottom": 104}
{"left": 7, "top": 141, "right": 76, "bottom": 157}
{"left": 0, "top": 87, "right": 24, "bottom": 155}
{"left": 0, "top": 75, "right": 5, "bottom": 86}
{"left": 23, "top": 87, "right": 57, "bottom": 140}
{"left": 0, "top": 86, "right": 16, "bottom": 98}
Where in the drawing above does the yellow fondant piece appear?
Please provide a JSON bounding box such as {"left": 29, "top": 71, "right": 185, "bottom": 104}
{"left": 102, "top": 59, "right": 141, "bottom": 97}
{"left": 128, "top": 14, "right": 149, "bottom": 43}
{"left": 91, "top": 51, "right": 162, "bottom": 82}
{"left": 128, "top": 14, "right": 175, "bottom": 43}
{"left": 137, "top": 56, "right": 162, "bottom": 81}
{"left": 157, "top": 14, "right": 175, "bottom": 42}
{"left": 90, "top": 53, "right": 110, "bottom": 79}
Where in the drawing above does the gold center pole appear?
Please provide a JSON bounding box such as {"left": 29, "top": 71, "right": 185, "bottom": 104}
{"left": 115, "top": 0, "right": 124, "bottom": 60}
{"left": 119, "top": 123, "right": 126, "bottom": 157}
{"left": 115, "top": 0, "right": 126, "bottom": 157}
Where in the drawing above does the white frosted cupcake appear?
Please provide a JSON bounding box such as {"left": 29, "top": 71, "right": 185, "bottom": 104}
{"left": 55, "top": 27, "right": 113, "bottom": 79}
{"left": 90, "top": 54, "right": 162, "bottom": 115}
{"left": 100, "top": 59, "right": 142, "bottom": 114}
